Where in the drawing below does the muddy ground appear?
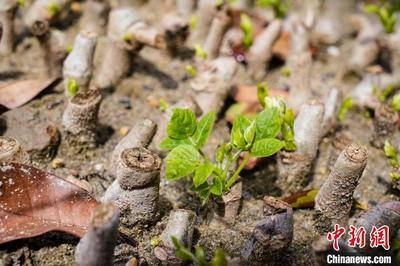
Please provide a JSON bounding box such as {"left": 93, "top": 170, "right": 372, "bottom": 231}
{"left": 0, "top": 1, "right": 399, "bottom": 266}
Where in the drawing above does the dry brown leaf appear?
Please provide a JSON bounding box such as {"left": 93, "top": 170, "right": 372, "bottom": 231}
{"left": 232, "top": 84, "right": 289, "bottom": 104}
{"left": 0, "top": 78, "right": 59, "bottom": 109}
{"left": 0, "top": 163, "right": 98, "bottom": 244}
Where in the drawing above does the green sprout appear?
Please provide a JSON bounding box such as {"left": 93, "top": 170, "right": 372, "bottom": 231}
{"left": 67, "top": 79, "right": 79, "bottom": 99}
{"left": 240, "top": 13, "right": 254, "bottom": 49}
{"left": 384, "top": 140, "right": 400, "bottom": 184}
{"left": 364, "top": 1, "right": 399, "bottom": 34}
{"left": 159, "top": 98, "right": 169, "bottom": 113}
{"left": 18, "top": 0, "right": 25, "bottom": 7}
{"left": 338, "top": 96, "right": 353, "bottom": 122}
{"left": 123, "top": 33, "right": 134, "bottom": 42}
{"left": 256, "top": 0, "right": 290, "bottom": 18}
{"left": 257, "top": 82, "right": 268, "bottom": 108}
{"left": 373, "top": 84, "right": 394, "bottom": 102}
{"left": 391, "top": 93, "right": 400, "bottom": 112}
{"left": 195, "top": 45, "right": 208, "bottom": 60}
{"left": 280, "top": 66, "right": 291, "bottom": 77}
{"left": 160, "top": 94, "right": 295, "bottom": 202}
{"left": 186, "top": 65, "right": 197, "bottom": 77}
{"left": 66, "top": 45, "right": 73, "bottom": 54}
{"left": 48, "top": 0, "right": 60, "bottom": 16}
{"left": 215, "top": 0, "right": 224, "bottom": 8}
{"left": 172, "top": 236, "right": 227, "bottom": 266}
{"left": 190, "top": 15, "right": 199, "bottom": 30}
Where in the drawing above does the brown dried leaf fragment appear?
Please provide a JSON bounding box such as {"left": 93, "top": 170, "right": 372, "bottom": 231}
{"left": 0, "top": 163, "right": 98, "bottom": 244}
{"left": 0, "top": 78, "right": 59, "bottom": 109}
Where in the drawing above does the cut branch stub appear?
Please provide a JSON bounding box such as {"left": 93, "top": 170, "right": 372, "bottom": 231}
{"left": 0, "top": 0, "right": 18, "bottom": 55}
{"left": 241, "top": 197, "right": 293, "bottom": 259}
{"left": 352, "top": 201, "right": 400, "bottom": 253}
{"left": 117, "top": 147, "right": 161, "bottom": 189}
{"left": 315, "top": 143, "right": 367, "bottom": 231}
{"left": 111, "top": 118, "right": 157, "bottom": 173}
{"left": 75, "top": 203, "right": 120, "bottom": 266}
{"left": 62, "top": 90, "right": 102, "bottom": 147}
{"left": 63, "top": 31, "right": 97, "bottom": 93}
{"left": 276, "top": 102, "right": 324, "bottom": 194}
{"left": 0, "top": 137, "right": 30, "bottom": 164}
{"left": 372, "top": 104, "right": 399, "bottom": 148}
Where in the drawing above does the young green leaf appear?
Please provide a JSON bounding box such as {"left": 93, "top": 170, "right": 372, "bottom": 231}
{"left": 172, "top": 237, "right": 197, "bottom": 261}
{"left": 231, "top": 115, "right": 251, "bottom": 149}
{"left": 194, "top": 245, "right": 209, "bottom": 266}
{"left": 391, "top": 93, "right": 400, "bottom": 112}
{"left": 338, "top": 96, "right": 353, "bottom": 122}
{"left": 167, "top": 108, "right": 197, "bottom": 139}
{"left": 251, "top": 138, "right": 284, "bottom": 157}
{"left": 186, "top": 65, "right": 197, "bottom": 77}
{"left": 159, "top": 137, "right": 189, "bottom": 150}
{"left": 240, "top": 13, "right": 254, "bottom": 48}
{"left": 192, "top": 112, "right": 216, "bottom": 149}
{"left": 244, "top": 121, "right": 256, "bottom": 145}
{"left": 159, "top": 98, "right": 169, "bottom": 112}
{"left": 194, "top": 162, "right": 215, "bottom": 187}
{"left": 195, "top": 45, "right": 208, "bottom": 59}
{"left": 210, "top": 177, "right": 223, "bottom": 196}
{"left": 257, "top": 82, "right": 269, "bottom": 108}
{"left": 67, "top": 79, "right": 79, "bottom": 99}
{"left": 165, "top": 144, "right": 201, "bottom": 180}
{"left": 255, "top": 107, "right": 282, "bottom": 140}
{"left": 211, "top": 248, "right": 228, "bottom": 266}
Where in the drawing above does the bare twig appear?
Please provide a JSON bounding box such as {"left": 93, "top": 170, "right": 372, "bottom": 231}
{"left": 247, "top": 19, "right": 282, "bottom": 80}
{"left": 75, "top": 203, "right": 120, "bottom": 266}
{"left": 79, "top": 0, "right": 109, "bottom": 35}
{"left": 203, "top": 10, "right": 231, "bottom": 60}
{"left": 372, "top": 104, "right": 399, "bottom": 148}
{"left": 277, "top": 102, "right": 324, "bottom": 194}
{"left": 38, "top": 29, "right": 68, "bottom": 77}
{"left": 191, "top": 57, "right": 238, "bottom": 114}
{"left": 321, "top": 88, "right": 342, "bottom": 137}
{"left": 63, "top": 31, "right": 97, "bottom": 93}
{"left": 154, "top": 209, "right": 196, "bottom": 263}
{"left": 0, "top": 0, "right": 17, "bottom": 55}
{"left": 315, "top": 143, "right": 367, "bottom": 232}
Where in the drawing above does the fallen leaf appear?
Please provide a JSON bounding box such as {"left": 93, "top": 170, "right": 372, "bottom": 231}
{"left": 0, "top": 78, "right": 60, "bottom": 109}
{"left": 282, "top": 189, "right": 319, "bottom": 209}
{"left": 0, "top": 163, "right": 98, "bottom": 244}
{"left": 231, "top": 85, "right": 288, "bottom": 106}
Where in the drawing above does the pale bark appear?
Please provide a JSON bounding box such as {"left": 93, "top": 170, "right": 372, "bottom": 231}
{"left": 75, "top": 203, "right": 119, "bottom": 266}
{"left": 247, "top": 19, "right": 282, "bottom": 80}
{"left": 203, "top": 10, "right": 231, "bottom": 60}
{"left": 38, "top": 29, "right": 68, "bottom": 77}
{"left": 191, "top": 57, "right": 238, "bottom": 114}
{"left": 79, "top": 0, "right": 109, "bottom": 35}
{"left": 315, "top": 143, "right": 367, "bottom": 232}
{"left": 63, "top": 31, "right": 97, "bottom": 93}
{"left": 276, "top": 102, "right": 324, "bottom": 194}
{"left": 321, "top": 88, "right": 342, "bottom": 137}
{"left": 0, "top": 0, "right": 17, "bottom": 55}
{"left": 62, "top": 90, "right": 102, "bottom": 147}
{"left": 112, "top": 118, "right": 157, "bottom": 173}
{"left": 372, "top": 104, "right": 399, "bottom": 148}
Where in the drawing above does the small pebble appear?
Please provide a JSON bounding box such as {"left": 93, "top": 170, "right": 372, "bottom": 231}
{"left": 327, "top": 46, "right": 340, "bottom": 57}
{"left": 95, "top": 163, "right": 103, "bottom": 172}
{"left": 51, "top": 158, "right": 65, "bottom": 169}
{"left": 147, "top": 96, "right": 159, "bottom": 108}
{"left": 119, "top": 127, "right": 129, "bottom": 137}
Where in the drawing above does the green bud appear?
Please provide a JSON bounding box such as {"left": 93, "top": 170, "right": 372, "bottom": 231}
{"left": 244, "top": 121, "right": 256, "bottom": 145}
